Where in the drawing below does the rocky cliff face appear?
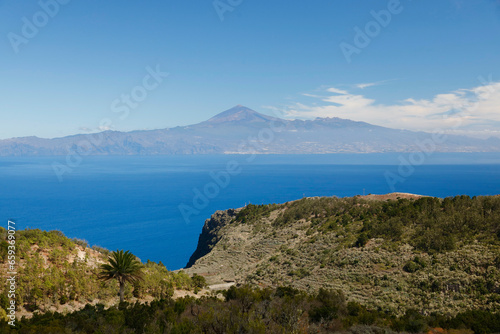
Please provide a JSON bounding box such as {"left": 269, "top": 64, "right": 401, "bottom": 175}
{"left": 185, "top": 209, "right": 238, "bottom": 268}
{"left": 184, "top": 195, "right": 500, "bottom": 316}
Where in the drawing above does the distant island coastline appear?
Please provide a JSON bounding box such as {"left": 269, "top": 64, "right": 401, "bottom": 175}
{"left": 2, "top": 106, "right": 500, "bottom": 156}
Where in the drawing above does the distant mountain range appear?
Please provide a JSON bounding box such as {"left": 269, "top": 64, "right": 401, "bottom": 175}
{"left": 1, "top": 105, "right": 500, "bottom": 156}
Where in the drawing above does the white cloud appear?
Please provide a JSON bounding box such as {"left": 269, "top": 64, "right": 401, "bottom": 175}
{"left": 356, "top": 83, "right": 377, "bottom": 89}
{"left": 302, "top": 93, "right": 323, "bottom": 98}
{"left": 280, "top": 81, "right": 500, "bottom": 138}
{"left": 78, "top": 125, "right": 113, "bottom": 133}
{"left": 327, "top": 87, "right": 350, "bottom": 94}
{"left": 98, "top": 125, "right": 112, "bottom": 131}
{"left": 355, "top": 79, "right": 395, "bottom": 89}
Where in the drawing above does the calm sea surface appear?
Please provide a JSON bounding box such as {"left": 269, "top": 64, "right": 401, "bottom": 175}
{"left": 1, "top": 153, "right": 499, "bottom": 269}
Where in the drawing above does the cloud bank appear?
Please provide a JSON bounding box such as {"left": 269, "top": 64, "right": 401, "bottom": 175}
{"left": 278, "top": 79, "right": 500, "bottom": 138}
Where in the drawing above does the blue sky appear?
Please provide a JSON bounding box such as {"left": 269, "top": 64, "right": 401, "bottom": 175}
{"left": 1, "top": 0, "right": 499, "bottom": 139}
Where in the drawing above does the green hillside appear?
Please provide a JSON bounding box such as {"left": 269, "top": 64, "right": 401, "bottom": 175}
{"left": 185, "top": 195, "right": 500, "bottom": 317}
{"left": 1, "top": 194, "right": 500, "bottom": 333}
{"left": 0, "top": 228, "right": 203, "bottom": 320}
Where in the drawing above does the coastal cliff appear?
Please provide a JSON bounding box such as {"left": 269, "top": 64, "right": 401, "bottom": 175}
{"left": 184, "top": 194, "right": 500, "bottom": 316}
{"left": 186, "top": 209, "right": 238, "bottom": 268}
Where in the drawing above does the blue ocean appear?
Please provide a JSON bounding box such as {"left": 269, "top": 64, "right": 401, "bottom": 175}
{"left": 1, "top": 153, "right": 500, "bottom": 270}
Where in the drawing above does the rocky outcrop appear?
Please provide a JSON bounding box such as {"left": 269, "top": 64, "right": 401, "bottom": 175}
{"left": 185, "top": 209, "right": 238, "bottom": 268}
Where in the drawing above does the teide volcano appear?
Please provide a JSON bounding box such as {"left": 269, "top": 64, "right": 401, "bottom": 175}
{"left": 0, "top": 105, "right": 499, "bottom": 156}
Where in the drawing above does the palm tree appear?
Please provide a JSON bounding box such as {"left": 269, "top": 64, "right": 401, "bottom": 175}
{"left": 98, "top": 250, "right": 143, "bottom": 303}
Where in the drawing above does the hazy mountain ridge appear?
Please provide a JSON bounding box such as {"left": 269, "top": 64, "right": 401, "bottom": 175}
{"left": 1, "top": 105, "right": 500, "bottom": 156}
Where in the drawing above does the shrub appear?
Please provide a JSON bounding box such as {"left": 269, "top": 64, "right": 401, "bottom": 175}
{"left": 275, "top": 286, "right": 301, "bottom": 298}
{"left": 310, "top": 288, "right": 347, "bottom": 322}
{"left": 403, "top": 261, "right": 420, "bottom": 273}
{"left": 354, "top": 233, "right": 369, "bottom": 248}
{"left": 72, "top": 238, "right": 88, "bottom": 248}
{"left": 0, "top": 240, "right": 8, "bottom": 262}
{"left": 191, "top": 274, "right": 207, "bottom": 289}
{"left": 392, "top": 309, "right": 427, "bottom": 333}
{"left": 287, "top": 268, "right": 310, "bottom": 279}
{"left": 91, "top": 245, "right": 110, "bottom": 255}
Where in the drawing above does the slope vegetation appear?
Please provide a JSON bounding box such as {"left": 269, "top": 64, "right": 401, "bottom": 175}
{"left": 185, "top": 194, "right": 500, "bottom": 316}
{"left": 0, "top": 228, "right": 204, "bottom": 319}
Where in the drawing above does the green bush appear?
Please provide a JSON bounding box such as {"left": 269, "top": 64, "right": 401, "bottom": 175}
{"left": 392, "top": 309, "right": 427, "bottom": 333}
{"left": 72, "top": 238, "right": 88, "bottom": 248}
{"left": 403, "top": 261, "right": 420, "bottom": 273}
{"left": 0, "top": 285, "right": 498, "bottom": 333}
{"left": 310, "top": 288, "right": 347, "bottom": 322}
{"left": 0, "top": 240, "right": 8, "bottom": 262}
{"left": 354, "top": 233, "right": 369, "bottom": 248}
